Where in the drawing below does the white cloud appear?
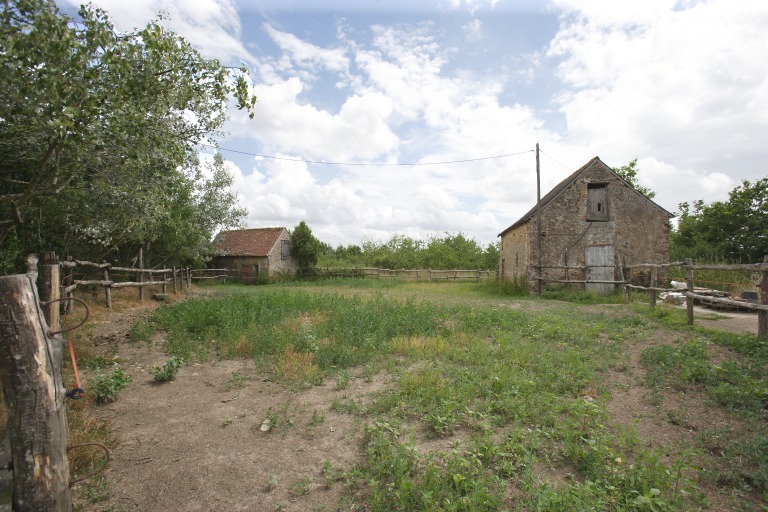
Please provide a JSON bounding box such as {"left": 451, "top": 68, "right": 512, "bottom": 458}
{"left": 228, "top": 77, "right": 399, "bottom": 161}
{"left": 264, "top": 24, "right": 349, "bottom": 73}
{"left": 61, "top": 0, "right": 255, "bottom": 63}
{"left": 637, "top": 157, "right": 736, "bottom": 213}
{"left": 548, "top": 0, "right": 768, "bottom": 188}
{"left": 463, "top": 19, "right": 484, "bottom": 41}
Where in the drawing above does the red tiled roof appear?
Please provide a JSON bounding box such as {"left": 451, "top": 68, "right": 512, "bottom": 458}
{"left": 212, "top": 227, "right": 286, "bottom": 257}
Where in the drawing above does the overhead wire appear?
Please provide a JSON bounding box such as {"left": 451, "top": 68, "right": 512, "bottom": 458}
{"left": 199, "top": 143, "right": 534, "bottom": 167}
{"left": 538, "top": 147, "right": 574, "bottom": 173}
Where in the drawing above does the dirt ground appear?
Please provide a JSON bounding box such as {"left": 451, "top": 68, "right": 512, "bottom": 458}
{"left": 689, "top": 305, "right": 759, "bottom": 335}
{"left": 74, "top": 292, "right": 377, "bottom": 512}
{"left": 72, "top": 291, "right": 761, "bottom": 512}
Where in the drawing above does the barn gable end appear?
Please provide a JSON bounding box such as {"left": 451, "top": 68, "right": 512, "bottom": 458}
{"left": 498, "top": 157, "right": 673, "bottom": 293}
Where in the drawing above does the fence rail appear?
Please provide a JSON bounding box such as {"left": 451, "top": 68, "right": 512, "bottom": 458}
{"left": 625, "top": 256, "right": 767, "bottom": 339}
{"left": 191, "top": 267, "right": 496, "bottom": 283}
{"left": 56, "top": 251, "right": 193, "bottom": 308}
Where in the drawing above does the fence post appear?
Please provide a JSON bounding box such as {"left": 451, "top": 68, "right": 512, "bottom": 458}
{"left": 625, "top": 284, "right": 631, "bottom": 304}
{"left": 187, "top": 267, "right": 192, "bottom": 288}
{"left": 162, "top": 271, "right": 167, "bottom": 294}
{"left": 685, "top": 258, "right": 694, "bottom": 325}
{"left": 38, "top": 251, "right": 60, "bottom": 331}
{"left": 759, "top": 255, "right": 767, "bottom": 340}
{"left": 650, "top": 265, "right": 657, "bottom": 309}
{"left": 0, "top": 258, "right": 73, "bottom": 511}
{"left": 103, "top": 264, "right": 112, "bottom": 309}
{"left": 64, "top": 257, "right": 74, "bottom": 315}
{"left": 138, "top": 248, "right": 144, "bottom": 301}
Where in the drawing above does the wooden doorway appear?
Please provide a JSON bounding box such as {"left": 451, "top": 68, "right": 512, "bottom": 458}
{"left": 585, "top": 245, "right": 614, "bottom": 294}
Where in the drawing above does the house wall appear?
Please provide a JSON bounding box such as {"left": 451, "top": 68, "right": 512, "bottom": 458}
{"left": 266, "top": 229, "right": 299, "bottom": 274}
{"left": 499, "top": 224, "right": 530, "bottom": 284}
{"left": 209, "top": 256, "right": 268, "bottom": 280}
{"left": 500, "top": 161, "right": 670, "bottom": 291}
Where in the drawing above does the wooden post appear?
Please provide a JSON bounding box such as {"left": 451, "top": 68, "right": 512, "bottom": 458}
{"left": 64, "top": 257, "right": 74, "bottom": 315}
{"left": 759, "top": 255, "right": 767, "bottom": 340}
{"left": 685, "top": 258, "right": 694, "bottom": 325}
{"left": 103, "top": 265, "right": 112, "bottom": 309}
{"left": 0, "top": 261, "right": 73, "bottom": 511}
{"left": 650, "top": 265, "right": 658, "bottom": 309}
{"left": 535, "top": 142, "right": 542, "bottom": 294}
{"left": 138, "top": 248, "right": 144, "bottom": 301}
{"left": 38, "top": 252, "right": 60, "bottom": 332}
{"left": 625, "top": 284, "right": 631, "bottom": 304}
{"left": 187, "top": 267, "right": 192, "bottom": 288}
{"left": 172, "top": 267, "right": 177, "bottom": 294}
{"left": 162, "top": 271, "right": 167, "bottom": 295}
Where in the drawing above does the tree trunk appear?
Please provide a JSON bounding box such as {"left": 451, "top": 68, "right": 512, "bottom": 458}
{"left": 0, "top": 270, "right": 72, "bottom": 511}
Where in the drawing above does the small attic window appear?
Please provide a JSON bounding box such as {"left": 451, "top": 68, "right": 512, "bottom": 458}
{"left": 587, "top": 183, "right": 609, "bottom": 221}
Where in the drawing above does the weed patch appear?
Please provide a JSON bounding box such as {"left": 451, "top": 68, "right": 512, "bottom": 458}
{"left": 89, "top": 366, "right": 132, "bottom": 404}
{"left": 149, "top": 356, "right": 184, "bottom": 382}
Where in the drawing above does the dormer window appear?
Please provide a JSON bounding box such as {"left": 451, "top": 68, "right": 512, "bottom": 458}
{"left": 587, "top": 183, "right": 609, "bottom": 221}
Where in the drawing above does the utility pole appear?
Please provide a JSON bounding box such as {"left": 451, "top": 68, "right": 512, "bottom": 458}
{"left": 535, "top": 143, "right": 542, "bottom": 294}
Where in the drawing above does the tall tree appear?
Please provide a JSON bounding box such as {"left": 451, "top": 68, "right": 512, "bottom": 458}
{"left": 290, "top": 221, "right": 321, "bottom": 272}
{"left": 0, "top": 0, "right": 255, "bottom": 271}
{"left": 672, "top": 178, "right": 768, "bottom": 263}
{"left": 612, "top": 159, "right": 656, "bottom": 199}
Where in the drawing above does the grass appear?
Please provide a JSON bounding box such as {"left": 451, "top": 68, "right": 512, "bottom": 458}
{"left": 64, "top": 281, "right": 767, "bottom": 510}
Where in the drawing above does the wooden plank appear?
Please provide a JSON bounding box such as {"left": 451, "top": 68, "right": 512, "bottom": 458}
{"left": 586, "top": 245, "right": 615, "bottom": 294}
{"left": 684, "top": 291, "right": 768, "bottom": 312}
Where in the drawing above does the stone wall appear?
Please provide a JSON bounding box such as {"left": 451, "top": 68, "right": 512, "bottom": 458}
{"left": 499, "top": 223, "right": 530, "bottom": 283}
{"left": 499, "top": 159, "right": 671, "bottom": 291}
{"left": 266, "top": 230, "right": 299, "bottom": 274}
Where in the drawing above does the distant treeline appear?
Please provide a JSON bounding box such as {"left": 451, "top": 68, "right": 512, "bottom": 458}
{"left": 316, "top": 233, "right": 499, "bottom": 271}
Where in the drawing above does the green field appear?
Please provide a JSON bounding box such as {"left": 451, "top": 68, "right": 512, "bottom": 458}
{"left": 139, "top": 280, "right": 767, "bottom": 511}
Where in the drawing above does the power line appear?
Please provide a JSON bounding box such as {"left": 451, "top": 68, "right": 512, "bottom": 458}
{"left": 200, "top": 143, "right": 534, "bottom": 167}
{"left": 538, "top": 147, "right": 574, "bottom": 172}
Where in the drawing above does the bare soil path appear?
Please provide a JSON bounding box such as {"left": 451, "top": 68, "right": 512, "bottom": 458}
{"left": 74, "top": 290, "right": 381, "bottom": 512}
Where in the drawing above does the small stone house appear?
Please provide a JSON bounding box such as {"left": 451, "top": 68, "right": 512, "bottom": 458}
{"left": 210, "top": 227, "right": 298, "bottom": 279}
{"left": 498, "top": 157, "right": 673, "bottom": 293}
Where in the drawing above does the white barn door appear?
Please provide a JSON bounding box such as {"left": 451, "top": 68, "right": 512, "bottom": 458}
{"left": 585, "top": 245, "right": 614, "bottom": 294}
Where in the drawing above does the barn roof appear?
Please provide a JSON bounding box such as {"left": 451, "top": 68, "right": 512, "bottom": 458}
{"left": 497, "top": 156, "right": 673, "bottom": 237}
{"left": 212, "top": 227, "right": 287, "bottom": 257}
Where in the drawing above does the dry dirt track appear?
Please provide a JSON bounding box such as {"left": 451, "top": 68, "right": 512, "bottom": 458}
{"left": 687, "top": 305, "right": 759, "bottom": 335}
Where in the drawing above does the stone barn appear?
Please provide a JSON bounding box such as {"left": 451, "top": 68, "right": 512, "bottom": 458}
{"left": 498, "top": 156, "right": 673, "bottom": 293}
{"left": 210, "top": 227, "right": 298, "bottom": 279}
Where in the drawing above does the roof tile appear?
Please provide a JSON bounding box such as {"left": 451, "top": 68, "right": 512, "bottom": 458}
{"left": 212, "top": 227, "right": 286, "bottom": 257}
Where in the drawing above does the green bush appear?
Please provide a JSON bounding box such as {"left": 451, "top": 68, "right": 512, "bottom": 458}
{"left": 89, "top": 367, "right": 132, "bottom": 404}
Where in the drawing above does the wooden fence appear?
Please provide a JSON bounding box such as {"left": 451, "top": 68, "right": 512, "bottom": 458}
{"left": 625, "top": 257, "right": 768, "bottom": 339}
{"left": 59, "top": 250, "right": 192, "bottom": 308}
{"left": 192, "top": 267, "right": 496, "bottom": 283}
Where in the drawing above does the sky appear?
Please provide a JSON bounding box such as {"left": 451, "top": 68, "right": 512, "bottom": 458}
{"left": 59, "top": 0, "right": 768, "bottom": 248}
